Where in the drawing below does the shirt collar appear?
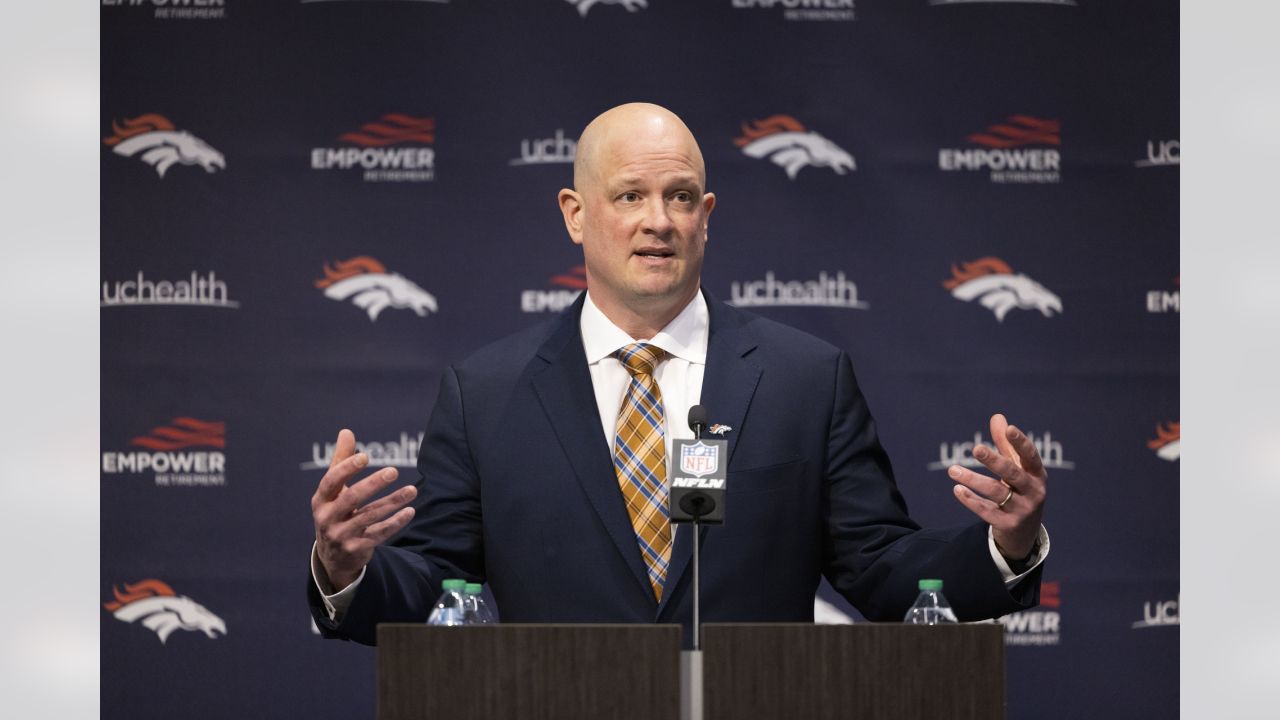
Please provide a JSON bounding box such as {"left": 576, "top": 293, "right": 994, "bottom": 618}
{"left": 580, "top": 290, "right": 709, "bottom": 365}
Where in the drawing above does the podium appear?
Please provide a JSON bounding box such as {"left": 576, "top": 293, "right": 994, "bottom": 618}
{"left": 377, "top": 623, "right": 1005, "bottom": 720}
{"left": 701, "top": 623, "right": 1005, "bottom": 720}
{"left": 377, "top": 624, "right": 682, "bottom": 720}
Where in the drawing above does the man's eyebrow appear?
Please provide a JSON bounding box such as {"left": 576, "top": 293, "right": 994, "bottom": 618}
{"left": 607, "top": 174, "right": 703, "bottom": 191}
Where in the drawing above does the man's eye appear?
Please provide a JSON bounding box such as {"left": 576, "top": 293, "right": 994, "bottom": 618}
{"left": 619, "top": 192, "right": 640, "bottom": 203}
{"left": 672, "top": 191, "right": 693, "bottom": 203}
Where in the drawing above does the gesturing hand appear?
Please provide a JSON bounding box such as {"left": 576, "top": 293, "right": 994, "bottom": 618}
{"left": 947, "top": 413, "right": 1047, "bottom": 561}
{"left": 311, "top": 429, "right": 418, "bottom": 591}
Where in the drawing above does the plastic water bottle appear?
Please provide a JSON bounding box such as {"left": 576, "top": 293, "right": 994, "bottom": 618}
{"left": 462, "top": 583, "right": 496, "bottom": 625}
{"left": 426, "top": 578, "right": 468, "bottom": 626}
{"left": 903, "top": 579, "right": 959, "bottom": 625}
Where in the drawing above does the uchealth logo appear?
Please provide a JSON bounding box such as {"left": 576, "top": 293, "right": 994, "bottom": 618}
{"left": 102, "top": 417, "right": 226, "bottom": 487}
{"left": 316, "top": 256, "right": 438, "bottom": 321}
{"left": 1000, "top": 580, "right": 1060, "bottom": 646}
{"left": 101, "top": 270, "right": 239, "bottom": 309}
{"left": 1147, "top": 276, "right": 1179, "bottom": 314}
{"left": 1147, "top": 421, "right": 1179, "bottom": 462}
{"left": 1136, "top": 139, "right": 1179, "bottom": 168}
{"left": 731, "top": 0, "right": 855, "bottom": 23}
{"left": 103, "top": 114, "right": 225, "bottom": 178}
{"left": 939, "top": 115, "right": 1061, "bottom": 184}
{"left": 521, "top": 265, "right": 586, "bottom": 313}
{"left": 566, "top": 0, "right": 646, "bottom": 17}
{"left": 1133, "top": 593, "right": 1179, "bottom": 629}
{"left": 301, "top": 431, "right": 424, "bottom": 471}
{"left": 943, "top": 257, "right": 1062, "bottom": 321}
{"left": 510, "top": 128, "right": 576, "bottom": 166}
{"left": 101, "top": 0, "right": 227, "bottom": 21}
{"left": 310, "top": 113, "right": 435, "bottom": 182}
{"left": 735, "top": 115, "right": 855, "bottom": 179}
{"left": 928, "top": 429, "right": 1074, "bottom": 471}
{"left": 729, "top": 271, "right": 868, "bottom": 310}
{"left": 104, "top": 579, "right": 227, "bottom": 643}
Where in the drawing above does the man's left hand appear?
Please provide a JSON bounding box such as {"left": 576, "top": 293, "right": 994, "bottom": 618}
{"left": 948, "top": 413, "right": 1047, "bottom": 560}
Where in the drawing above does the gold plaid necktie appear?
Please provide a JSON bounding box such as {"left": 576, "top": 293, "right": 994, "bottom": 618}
{"left": 613, "top": 343, "right": 673, "bottom": 601}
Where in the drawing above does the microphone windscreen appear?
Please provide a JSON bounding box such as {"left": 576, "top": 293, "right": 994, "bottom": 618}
{"left": 687, "top": 404, "right": 707, "bottom": 431}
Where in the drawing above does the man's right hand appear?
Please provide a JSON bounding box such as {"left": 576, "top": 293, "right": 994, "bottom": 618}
{"left": 312, "top": 429, "right": 418, "bottom": 592}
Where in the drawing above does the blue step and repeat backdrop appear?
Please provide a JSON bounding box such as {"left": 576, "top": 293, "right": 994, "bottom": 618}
{"left": 101, "top": 1, "right": 1179, "bottom": 718}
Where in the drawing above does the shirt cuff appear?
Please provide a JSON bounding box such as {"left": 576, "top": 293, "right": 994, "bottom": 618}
{"left": 310, "top": 541, "right": 366, "bottom": 622}
{"left": 988, "top": 525, "right": 1050, "bottom": 585}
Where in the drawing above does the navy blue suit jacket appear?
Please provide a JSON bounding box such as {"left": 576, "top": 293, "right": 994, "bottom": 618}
{"left": 310, "top": 293, "right": 1040, "bottom": 644}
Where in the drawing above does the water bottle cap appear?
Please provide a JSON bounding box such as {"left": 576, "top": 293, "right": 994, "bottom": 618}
{"left": 441, "top": 578, "right": 466, "bottom": 590}
{"left": 918, "top": 579, "right": 943, "bottom": 591}
{"left": 464, "top": 583, "right": 483, "bottom": 594}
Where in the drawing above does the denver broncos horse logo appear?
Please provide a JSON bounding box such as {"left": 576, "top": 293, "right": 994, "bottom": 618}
{"left": 104, "top": 579, "right": 227, "bottom": 644}
{"left": 734, "top": 115, "right": 855, "bottom": 179}
{"left": 103, "top": 114, "right": 225, "bottom": 178}
{"left": 316, "top": 256, "right": 438, "bottom": 321}
{"left": 566, "top": 0, "right": 647, "bottom": 17}
{"left": 943, "top": 257, "right": 1062, "bottom": 322}
{"left": 1146, "top": 422, "right": 1180, "bottom": 462}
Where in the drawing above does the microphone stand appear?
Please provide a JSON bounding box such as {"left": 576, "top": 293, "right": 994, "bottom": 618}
{"left": 691, "top": 424, "right": 704, "bottom": 652}
{"left": 677, "top": 406, "right": 720, "bottom": 720}
{"left": 682, "top": 419, "right": 708, "bottom": 720}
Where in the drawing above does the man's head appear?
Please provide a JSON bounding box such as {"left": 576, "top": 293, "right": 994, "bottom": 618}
{"left": 558, "top": 103, "right": 716, "bottom": 336}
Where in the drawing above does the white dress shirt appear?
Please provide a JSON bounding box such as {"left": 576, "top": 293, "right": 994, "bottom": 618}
{"left": 579, "top": 289, "right": 707, "bottom": 456}
{"left": 312, "top": 289, "right": 1048, "bottom": 620}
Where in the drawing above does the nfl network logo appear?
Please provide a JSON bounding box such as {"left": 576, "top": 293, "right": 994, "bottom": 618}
{"left": 680, "top": 441, "right": 719, "bottom": 478}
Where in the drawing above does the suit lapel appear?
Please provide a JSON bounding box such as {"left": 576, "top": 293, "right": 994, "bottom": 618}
{"left": 659, "top": 296, "right": 762, "bottom": 616}
{"left": 529, "top": 298, "right": 656, "bottom": 603}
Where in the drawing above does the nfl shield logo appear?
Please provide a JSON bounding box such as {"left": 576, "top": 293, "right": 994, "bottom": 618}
{"left": 680, "top": 441, "right": 719, "bottom": 478}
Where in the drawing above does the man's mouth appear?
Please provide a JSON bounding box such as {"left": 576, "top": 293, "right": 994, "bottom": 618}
{"left": 634, "top": 247, "right": 674, "bottom": 259}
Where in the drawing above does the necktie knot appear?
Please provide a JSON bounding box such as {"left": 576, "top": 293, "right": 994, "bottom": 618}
{"left": 615, "top": 343, "right": 666, "bottom": 377}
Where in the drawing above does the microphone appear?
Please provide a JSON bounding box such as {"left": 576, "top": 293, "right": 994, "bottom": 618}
{"left": 688, "top": 405, "right": 707, "bottom": 439}
{"left": 669, "top": 405, "right": 726, "bottom": 525}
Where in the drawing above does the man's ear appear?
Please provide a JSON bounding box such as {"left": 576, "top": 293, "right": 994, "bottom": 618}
{"left": 558, "top": 188, "right": 584, "bottom": 245}
{"left": 701, "top": 192, "right": 716, "bottom": 240}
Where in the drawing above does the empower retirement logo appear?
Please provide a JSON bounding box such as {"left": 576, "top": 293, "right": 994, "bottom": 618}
{"left": 101, "top": 417, "right": 227, "bottom": 487}
{"left": 310, "top": 113, "right": 436, "bottom": 182}
{"left": 731, "top": 0, "right": 855, "bottom": 23}
{"left": 1146, "top": 276, "right": 1179, "bottom": 314}
{"left": 1000, "top": 580, "right": 1061, "bottom": 646}
{"left": 101, "top": 0, "right": 227, "bottom": 21}
{"left": 521, "top": 265, "right": 586, "bottom": 313}
{"left": 939, "top": 115, "right": 1061, "bottom": 184}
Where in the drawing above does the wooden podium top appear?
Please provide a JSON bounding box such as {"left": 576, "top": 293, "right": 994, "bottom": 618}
{"left": 377, "top": 623, "right": 1004, "bottom": 720}
{"left": 702, "top": 623, "right": 1005, "bottom": 720}
{"left": 378, "top": 623, "right": 682, "bottom": 720}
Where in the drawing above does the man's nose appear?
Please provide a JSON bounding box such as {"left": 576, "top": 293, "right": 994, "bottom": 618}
{"left": 641, "top": 199, "right": 674, "bottom": 235}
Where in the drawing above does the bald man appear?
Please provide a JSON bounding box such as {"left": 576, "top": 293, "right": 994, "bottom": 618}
{"left": 309, "top": 103, "right": 1048, "bottom": 645}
